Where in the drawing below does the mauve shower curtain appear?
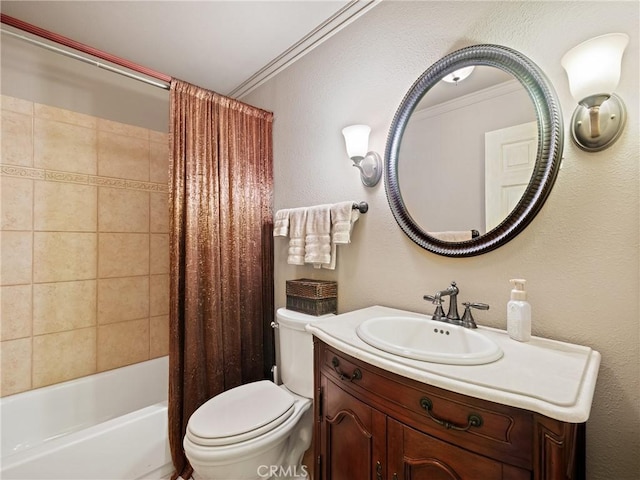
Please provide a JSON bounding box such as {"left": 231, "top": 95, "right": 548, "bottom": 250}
{"left": 168, "top": 79, "right": 274, "bottom": 480}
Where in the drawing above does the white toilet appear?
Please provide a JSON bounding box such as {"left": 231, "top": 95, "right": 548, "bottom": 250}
{"left": 184, "top": 308, "right": 331, "bottom": 480}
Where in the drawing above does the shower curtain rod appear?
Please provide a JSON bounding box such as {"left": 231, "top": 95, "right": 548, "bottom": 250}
{"left": 0, "top": 14, "right": 171, "bottom": 90}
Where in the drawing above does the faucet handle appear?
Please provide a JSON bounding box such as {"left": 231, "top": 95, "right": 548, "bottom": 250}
{"left": 461, "top": 302, "right": 490, "bottom": 329}
{"left": 423, "top": 294, "right": 439, "bottom": 304}
{"left": 423, "top": 294, "right": 446, "bottom": 321}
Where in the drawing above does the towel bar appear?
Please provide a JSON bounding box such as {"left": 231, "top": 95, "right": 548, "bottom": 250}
{"left": 352, "top": 202, "right": 369, "bottom": 214}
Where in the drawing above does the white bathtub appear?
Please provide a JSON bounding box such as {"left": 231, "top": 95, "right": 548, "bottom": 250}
{"left": 1, "top": 356, "right": 173, "bottom": 480}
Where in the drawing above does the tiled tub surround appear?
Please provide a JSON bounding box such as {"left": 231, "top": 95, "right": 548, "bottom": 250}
{"left": 0, "top": 95, "right": 170, "bottom": 396}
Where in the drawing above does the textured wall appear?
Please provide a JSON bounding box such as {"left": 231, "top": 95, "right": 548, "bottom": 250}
{"left": 244, "top": 2, "right": 640, "bottom": 478}
{"left": 0, "top": 96, "right": 170, "bottom": 396}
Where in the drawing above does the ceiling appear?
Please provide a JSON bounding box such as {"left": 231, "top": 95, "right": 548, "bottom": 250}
{"left": 0, "top": 1, "right": 377, "bottom": 98}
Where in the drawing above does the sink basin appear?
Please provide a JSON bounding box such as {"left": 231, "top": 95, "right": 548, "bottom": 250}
{"left": 356, "top": 316, "right": 503, "bottom": 365}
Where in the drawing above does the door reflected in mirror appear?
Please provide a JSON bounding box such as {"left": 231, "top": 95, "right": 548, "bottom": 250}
{"left": 397, "top": 66, "right": 537, "bottom": 236}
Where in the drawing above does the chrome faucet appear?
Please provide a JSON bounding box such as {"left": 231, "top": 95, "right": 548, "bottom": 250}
{"left": 424, "top": 281, "right": 461, "bottom": 325}
{"left": 424, "top": 282, "right": 490, "bottom": 329}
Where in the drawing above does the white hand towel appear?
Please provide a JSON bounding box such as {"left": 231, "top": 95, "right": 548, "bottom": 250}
{"left": 428, "top": 230, "right": 473, "bottom": 242}
{"left": 330, "top": 201, "right": 360, "bottom": 244}
{"left": 287, "top": 208, "right": 307, "bottom": 265}
{"left": 304, "top": 205, "right": 332, "bottom": 268}
{"left": 322, "top": 201, "right": 361, "bottom": 270}
{"left": 273, "top": 209, "right": 290, "bottom": 237}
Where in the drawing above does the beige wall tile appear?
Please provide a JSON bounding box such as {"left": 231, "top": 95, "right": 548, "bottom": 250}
{"left": 98, "top": 131, "right": 149, "bottom": 181}
{"left": 34, "top": 118, "right": 97, "bottom": 174}
{"left": 150, "top": 274, "right": 169, "bottom": 317}
{"left": 98, "top": 276, "right": 149, "bottom": 324}
{"left": 150, "top": 315, "right": 169, "bottom": 358}
{"left": 0, "top": 106, "right": 172, "bottom": 394}
{"left": 149, "top": 131, "right": 168, "bottom": 144}
{"left": 98, "top": 118, "right": 149, "bottom": 140}
{"left": 32, "top": 328, "right": 96, "bottom": 388}
{"left": 33, "top": 280, "right": 96, "bottom": 335}
{"left": 97, "top": 318, "right": 149, "bottom": 371}
{"left": 33, "top": 232, "right": 97, "bottom": 283}
{"left": 98, "top": 233, "right": 149, "bottom": 278}
{"left": 2, "top": 109, "right": 33, "bottom": 167}
{"left": 150, "top": 140, "right": 169, "bottom": 184}
{"left": 35, "top": 103, "right": 97, "bottom": 129}
{"left": 98, "top": 188, "right": 149, "bottom": 233}
{"left": 150, "top": 192, "right": 169, "bottom": 233}
{"left": 1, "top": 177, "right": 33, "bottom": 230}
{"left": 150, "top": 234, "right": 169, "bottom": 275}
{"left": 0, "top": 231, "right": 32, "bottom": 285}
{"left": 1, "top": 95, "right": 33, "bottom": 115}
{"left": 1, "top": 337, "right": 32, "bottom": 396}
{"left": 0, "top": 285, "right": 32, "bottom": 341}
{"left": 34, "top": 182, "right": 97, "bottom": 232}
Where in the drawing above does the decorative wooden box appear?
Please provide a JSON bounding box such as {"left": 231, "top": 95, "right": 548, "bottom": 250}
{"left": 285, "top": 278, "right": 337, "bottom": 316}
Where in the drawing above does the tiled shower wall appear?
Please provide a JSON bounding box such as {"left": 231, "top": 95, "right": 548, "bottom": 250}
{"left": 0, "top": 95, "right": 170, "bottom": 397}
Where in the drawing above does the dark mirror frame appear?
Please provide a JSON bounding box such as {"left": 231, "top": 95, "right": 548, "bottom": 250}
{"left": 385, "top": 44, "right": 564, "bottom": 257}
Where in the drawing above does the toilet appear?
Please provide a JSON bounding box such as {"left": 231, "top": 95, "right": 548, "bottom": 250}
{"left": 184, "top": 308, "right": 332, "bottom": 480}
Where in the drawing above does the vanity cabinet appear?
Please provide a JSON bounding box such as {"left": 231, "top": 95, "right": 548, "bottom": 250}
{"left": 313, "top": 339, "right": 585, "bottom": 480}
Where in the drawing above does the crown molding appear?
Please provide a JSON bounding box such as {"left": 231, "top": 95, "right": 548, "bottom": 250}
{"left": 231, "top": 0, "right": 380, "bottom": 99}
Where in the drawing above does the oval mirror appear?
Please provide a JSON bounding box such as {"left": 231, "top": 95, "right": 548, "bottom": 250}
{"left": 385, "top": 44, "right": 564, "bottom": 257}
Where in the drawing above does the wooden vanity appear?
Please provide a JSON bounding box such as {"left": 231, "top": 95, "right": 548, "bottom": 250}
{"left": 313, "top": 339, "right": 583, "bottom": 480}
{"left": 308, "top": 306, "right": 599, "bottom": 480}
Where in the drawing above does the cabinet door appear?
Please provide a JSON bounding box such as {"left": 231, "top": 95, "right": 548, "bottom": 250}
{"left": 319, "top": 374, "right": 386, "bottom": 480}
{"left": 387, "top": 418, "right": 529, "bottom": 480}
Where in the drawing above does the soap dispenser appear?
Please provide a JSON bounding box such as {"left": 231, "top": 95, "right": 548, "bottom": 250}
{"left": 507, "top": 279, "right": 531, "bottom": 342}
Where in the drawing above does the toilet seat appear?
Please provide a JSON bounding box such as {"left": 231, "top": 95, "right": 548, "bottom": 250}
{"left": 186, "top": 380, "right": 295, "bottom": 447}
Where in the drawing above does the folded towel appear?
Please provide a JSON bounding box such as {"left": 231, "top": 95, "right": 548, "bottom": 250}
{"left": 330, "top": 201, "right": 360, "bottom": 245}
{"left": 304, "top": 205, "right": 332, "bottom": 268}
{"left": 319, "top": 201, "right": 361, "bottom": 270}
{"left": 287, "top": 208, "right": 307, "bottom": 265}
{"left": 273, "top": 209, "right": 290, "bottom": 237}
{"left": 428, "top": 230, "right": 473, "bottom": 242}
{"left": 275, "top": 202, "right": 362, "bottom": 269}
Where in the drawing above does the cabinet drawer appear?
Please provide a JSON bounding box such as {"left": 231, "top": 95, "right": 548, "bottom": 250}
{"left": 319, "top": 342, "right": 533, "bottom": 469}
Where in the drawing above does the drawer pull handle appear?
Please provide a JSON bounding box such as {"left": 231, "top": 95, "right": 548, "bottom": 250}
{"left": 331, "top": 357, "right": 362, "bottom": 382}
{"left": 376, "top": 461, "right": 383, "bottom": 480}
{"left": 419, "top": 397, "right": 483, "bottom": 431}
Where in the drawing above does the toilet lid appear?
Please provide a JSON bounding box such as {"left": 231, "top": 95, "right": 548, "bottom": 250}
{"left": 186, "top": 380, "right": 295, "bottom": 447}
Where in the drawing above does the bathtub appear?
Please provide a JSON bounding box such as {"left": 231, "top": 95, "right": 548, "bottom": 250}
{"left": 1, "top": 356, "right": 173, "bottom": 480}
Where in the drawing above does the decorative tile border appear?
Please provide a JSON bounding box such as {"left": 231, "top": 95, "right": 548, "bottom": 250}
{"left": 45, "top": 170, "right": 89, "bottom": 185}
{"left": 1, "top": 165, "right": 45, "bottom": 180}
{"left": 88, "top": 176, "right": 126, "bottom": 188}
{"left": 0, "top": 164, "right": 168, "bottom": 193}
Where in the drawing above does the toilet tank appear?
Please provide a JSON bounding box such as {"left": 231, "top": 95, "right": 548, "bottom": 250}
{"left": 276, "top": 308, "right": 334, "bottom": 398}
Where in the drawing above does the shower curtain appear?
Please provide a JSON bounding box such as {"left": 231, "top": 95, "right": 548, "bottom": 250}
{"left": 167, "top": 79, "right": 274, "bottom": 480}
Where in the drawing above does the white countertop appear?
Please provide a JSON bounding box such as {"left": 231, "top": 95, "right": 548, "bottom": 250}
{"left": 307, "top": 305, "right": 600, "bottom": 423}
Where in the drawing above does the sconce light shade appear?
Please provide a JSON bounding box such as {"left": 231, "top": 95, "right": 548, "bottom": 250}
{"left": 561, "top": 33, "right": 628, "bottom": 104}
{"left": 342, "top": 124, "right": 382, "bottom": 187}
{"left": 342, "top": 124, "right": 371, "bottom": 160}
{"left": 561, "top": 33, "right": 629, "bottom": 151}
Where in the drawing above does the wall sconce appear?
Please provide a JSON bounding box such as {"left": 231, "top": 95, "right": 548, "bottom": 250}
{"left": 561, "top": 33, "right": 629, "bottom": 151}
{"left": 341, "top": 124, "right": 382, "bottom": 187}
